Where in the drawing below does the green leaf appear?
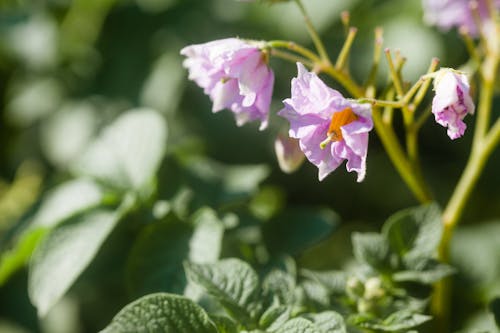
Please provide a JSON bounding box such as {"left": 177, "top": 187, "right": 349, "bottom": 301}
{"left": 300, "top": 269, "right": 347, "bottom": 295}
{"left": 31, "top": 178, "right": 103, "bottom": 228}
{"left": 29, "top": 198, "right": 133, "bottom": 317}
{"left": 490, "top": 297, "right": 500, "bottom": 328}
{"left": 273, "top": 317, "right": 320, "bottom": 333}
{"left": 352, "top": 232, "right": 390, "bottom": 270}
{"left": 451, "top": 222, "right": 500, "bottom": 295}
{"left": 305, "top": 311, "right": 346, "bottom": 333}
{"left": 126, "top": 216, "right": 192, "bottom": 297}
{"left": 126, "top": 208, "right": 224, "bottom": 297}
{"left": 249, "top": 186, "right": 285, "bottom": 221}
{"left": 382, "top": 203, "right": 442, "bottom": 258}
{"left": 189, "top": 208, "right": 224, "bottom": 264}
{"left": 73, "top": 108, "right": 167, "bottom": 195}
{"left": 356, "top": 310, "right": 431, "bottom": 332}
{"left": 299, "top": 279, "right": 331, "bottom": 308}
{"left": 264, "top": 207, "right": 338, "bottom": 255}
{"left": 210, "top": 315, "right": 238, "bottom": 333}
{"left": 100, "top": 293, "right": 217, "bottom": 333}
{"left": 393, "top": 258, "right": 455, "bottom": 284}
{"left": 184, "top": 258, "right": 260, "bottom": 324}
{"left": 178, "top": 155, "right": 270, "bottom": 206}
{"left": 262, "top": 269, "right": 296, "bottom": 305}
{"left": 259, "top": 305, "right": 291, "bottom": 331}
{"left": 0, "top": 179, "right": 104, "bottom": 286}
{"left": 0, "top": 228, "right": 47, "bottom": 286}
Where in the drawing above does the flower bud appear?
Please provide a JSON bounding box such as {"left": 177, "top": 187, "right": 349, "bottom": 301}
{"left": 274, "top": 133, "right": 305, "bottom": 174}
{"left": 363, "top": 277, "right": 385, "bottom": 300}
{"left": 346, "top": 276, "right": 365, "bottom": 299}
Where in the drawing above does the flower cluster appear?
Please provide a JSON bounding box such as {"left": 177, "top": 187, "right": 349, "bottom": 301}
{"left": 181, "top": 38, "right": 274, "bottom": 130}
{"left": 181, "top": 35, "right": 475, "bottom": 182}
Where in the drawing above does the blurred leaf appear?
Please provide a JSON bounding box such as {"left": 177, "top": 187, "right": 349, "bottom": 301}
{"left": 6, "top": 77, "right": 63, "bottom": 127}
{"left": 176, "top": 155, "right": 270, "bottom": 207}
{"left": 354, "top": 310, "right": 431, "bottom": 332}
{"left": 210, "top": 315, "right": 238, "bottom": 333}
{"left": 274, "top": 317, "right": 320, "bottom": 333}
{"left": 189, "top": 208, "right": 224, "bottom": 264}
{"left": 126, "top": 207, "right": 223, "bottom": 297}
{"left": 264, "top": 207, "right": 338, "bottom": 255}
{"left": 40, "top": 101, "right": 98, "bottom": 168}
{"left": 262, "top": 269, "right": 296, "bottom": 305}
{"left": 31, "top": 178, "right": 103, "bottom": 228}
{"left": 126, "top": 216, "right": 191, "bottom": 297}
{"left": 259, "top": 305, "right": 291, "bottom": 331}
{"left": 249, "top": 186, "right": 285, "bottom": 221}
{"left": 352, "top": 232, "right": 390, "bottom": 271}
{"left": 100, "top": 293, "right": 217, "bottom": 333}
{"left": 394, "top": 258, "right": 455, "bottom": 284}
{"left": 382, "top": 203, "right": 442, "bottom": 258}
{"left": 304, "top": 311, "right": 346, "bottom": 333}
{"left": 73, "top": 108, "right": 167, "bottom": 196}
{"left": 140, "top": 51, "right": 184, "bottom": 114}
{"left": 184, "top": 258, "right": 260, "bottom": 325}
{"left": 300, "top": 279, "right": 331, "bottom": 308}
{"left": 490, "top": 297, "right": 500, "bottom": 328}
{"left": 28, "top": 197, "right": 133, "bottom": 317}
{"left": 300, "top": 269, "right": 347, "bottom": 295}
{"left": 0, "top": 228, "right": 46, "bottom": 286}
{"left": 451, "top": 221, "right": 500, "bottom": 298}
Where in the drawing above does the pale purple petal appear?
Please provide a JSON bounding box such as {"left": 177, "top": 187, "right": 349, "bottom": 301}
{"left": 422, "top": 0, "right": 499, "bottom": 36}
{"left": 432, "top": 69, "right": 475, "bottom": 140}
{"left": 278, "top": 63, "right": 373, "bottom": 181}
{"left": 181, "top": 38, "right": 274, "bottom": 130}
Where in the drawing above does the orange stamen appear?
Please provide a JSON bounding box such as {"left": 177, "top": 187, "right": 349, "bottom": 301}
{"left": 326, "top": 107, "right": 359, "bottom": 142}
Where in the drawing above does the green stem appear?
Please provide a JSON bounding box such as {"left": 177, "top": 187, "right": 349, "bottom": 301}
{"left": 372, "top": 109, "right": 433, "bottom": 204}
{"left": 385, "top": 49, "right": 405, "bottom": 99}
{"left": 294, "top": 0, "right": 331, "bottom": 64}
{"left": 270, "top": 49, "right": 314, "bottom": 67}
{"left": 267, "top": 40, "right": 321, "bottom": 63}
{"left": 433, "top": 52, "right": 499, "bottom": 332}
{"left": 322, "top": 66, "right": 365, "bottom": 99}
{"left": 335, "top": 27, "right": 357, "bottom": 70}
{"left": 444, "top": 72, "right": 496, "bottom": 230}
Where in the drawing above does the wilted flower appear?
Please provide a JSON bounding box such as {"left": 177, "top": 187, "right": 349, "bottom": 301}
{"left": 181, "top": 38, "right": 274, "bottom": 130}
{"left": 422, "top": 0, "right": 500, "bottom": 36}
{"left": 432, "top": 68, "right": 475, "bottom": 140}
{"left": 278, "top": 63, "right": 373, "bottom": 182}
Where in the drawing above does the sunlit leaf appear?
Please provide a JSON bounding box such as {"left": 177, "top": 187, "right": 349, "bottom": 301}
{"left": 31, "top": 178, "right": 103, "bottom": 228}
{"left": 184, "top": 258, "right": 260, "bottom": 325}
{"left": 73, "top": 108, "right": 167, "bottom": 196}
{"left": 382, "top": 203, "right": 442, "bottom": 258}
{"left": 352, "top": 232, "right": 390, "bottom": 270}
{"left": 100, "top": 293, "right": 217, "bottom": 333}
{"left": 28, "top": 197, "right": 133, "bottom": 317}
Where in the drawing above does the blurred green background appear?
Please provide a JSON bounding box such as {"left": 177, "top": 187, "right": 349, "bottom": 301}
{"left": 0, "top": 0, "right": 499, "bottom": 332}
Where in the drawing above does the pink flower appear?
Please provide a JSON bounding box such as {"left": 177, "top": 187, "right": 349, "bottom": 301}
{"left": 432, "top": 69, "right": 475, "bottom": 140}
{"left": 422, "top": 0, "right": 500, "bottom": 36}
{"left": 181, "top": 38, "right": 274, "bottom": 130}
{"left": 278, "top": 63, "right": 373, "bottom": 182}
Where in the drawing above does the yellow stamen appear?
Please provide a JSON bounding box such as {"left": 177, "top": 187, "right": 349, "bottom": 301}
{"left": 320, "top": 107, "right": 358, "bottom": 149}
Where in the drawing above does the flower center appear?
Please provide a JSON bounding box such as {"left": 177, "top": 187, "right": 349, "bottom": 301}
{"left": 320, "top": 107, "right": 358, "bottom": 149}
